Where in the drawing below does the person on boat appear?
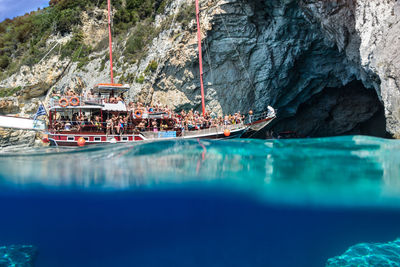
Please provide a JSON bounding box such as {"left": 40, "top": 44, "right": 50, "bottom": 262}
{"left": 267, "top": 105, "right": 276, "bottom": 118}
{"left": 77, "top": 114, "right": 84, "bottom": 131}
{"left": 109, "top": 89, "right": 115, "bottom": 99}
{"left": 92, "top": 116, "right": 101, "bottom": 131}
{"left": 106, "top": 117, "right": 114, "bottom": 135}
{"left": 52, "top": 90, "right": 61, "bottom": 100}
{"left": 109, "top": 95, "right": 116, "bottom": 104}
{"left": 161, "top": 120, "right": 168, "bottom": 131}
{"left": 211, "top": 118, "right": 218, "bottom": 128}
{"left": 224, "top": 115, "right": 229, "bottom": 125}
{"left": 248, "top": 110, "right": 254, "bottom": 123}
{"left": 128, "top": 102, "right": 135, "bottom": 111}
{"left": 152, "top": 120, "right": 158, "bottom": 132}
{"left": 86, "top": 89, "right": 95, "bottom": 99}
{"left": 65, "top": 87, "right": 72, "bottom": 96}
{"left": 64, "top": 117, "right": 71, "bottom": 130}
{"left": 138, "top": 120, "right": 146, "bottom": 131}
{"left": 117, "top": 93, "right": 124, "bottom": 103}
{"left": 115, "top": 115, "right": 125, "bottom": 135}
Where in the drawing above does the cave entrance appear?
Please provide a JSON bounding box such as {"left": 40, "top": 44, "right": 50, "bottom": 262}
{"left": 266, "top": 80, "right": 390, "bottom": 138}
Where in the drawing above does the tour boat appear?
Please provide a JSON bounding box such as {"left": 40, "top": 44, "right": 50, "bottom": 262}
{"left": 46, "top": 83, "right": 274, "bottom": 146}
{"left": 0, "top": 0, "right": 275, "bottom": 147}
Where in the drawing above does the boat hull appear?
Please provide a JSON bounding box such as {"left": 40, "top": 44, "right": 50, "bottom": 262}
{"left": 0, "top": 115, "right": 46, "bottom": 131}
{"left": 48, "top": 126, "right": 246, "bottom": 146}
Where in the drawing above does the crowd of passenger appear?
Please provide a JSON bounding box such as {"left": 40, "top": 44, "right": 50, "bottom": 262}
{"left": 50, "top": 87, "right": 274, "bottom": 134}
{"left": 51, "top": 107, "right": 247, "bottom": 135}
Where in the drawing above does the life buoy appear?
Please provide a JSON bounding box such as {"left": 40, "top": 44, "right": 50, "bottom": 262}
{"left": 135, "top": 109, "right": 143, "bottom": 118}
{"left": 69, "top": 97, "right": 80, "bottom": 106}
{"left": 59, "top": 98, "right": 68, "bottom": 107}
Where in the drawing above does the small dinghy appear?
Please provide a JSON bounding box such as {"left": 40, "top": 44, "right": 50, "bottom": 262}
{"left": 0, "top": 115, "right": 46, "bottom": 131}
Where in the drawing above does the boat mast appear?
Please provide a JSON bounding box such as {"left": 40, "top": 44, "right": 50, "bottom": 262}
{"left": 107, "top": 0, "right": 114, "bottom": 84}
{"left": 195, "top": 0, "right": 206, "bottom": 116}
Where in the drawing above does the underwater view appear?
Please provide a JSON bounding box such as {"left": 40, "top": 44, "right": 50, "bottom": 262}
{"left": 1, "top": 136, "right": 400, "bottom": 266}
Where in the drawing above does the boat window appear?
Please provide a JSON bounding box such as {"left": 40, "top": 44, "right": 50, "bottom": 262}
{"left": 67, "top": 137, "right": 74, "bottom": 141}
{"left": 83, "top": 137, "right": 89, "bottom": 141}
{"left": 122, "top": 137, "right": 128, "bottom": 141}
{"left": 94, "top": 137, "right": 101, "bottom": 142}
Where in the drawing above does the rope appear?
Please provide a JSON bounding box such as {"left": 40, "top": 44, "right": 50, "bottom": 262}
{"left": 38, "top": 41, "right": 60, "bottom": 65}
{"left": 204, "top": 37, "right": 214, "bottom": 85}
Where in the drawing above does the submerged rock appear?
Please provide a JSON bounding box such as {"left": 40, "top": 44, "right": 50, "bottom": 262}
{"left": 326, "top": 239, "right": 400, "bottom": 267}
{"left": 0, "top": 245, "right": 37, "bottom": 267}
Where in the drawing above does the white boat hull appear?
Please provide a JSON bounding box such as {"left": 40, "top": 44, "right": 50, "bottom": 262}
{"left": 0, "top": 115, "right": 46, "bottom": 131}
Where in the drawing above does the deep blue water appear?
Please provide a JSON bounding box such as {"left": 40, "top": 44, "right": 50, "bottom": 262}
{"left": 1, "top": 136, "right": 400, "bottom": 266}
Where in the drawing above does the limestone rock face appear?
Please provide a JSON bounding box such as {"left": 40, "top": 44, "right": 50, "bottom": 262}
{"left": 0, "top": 128, "right": 37, "bottom": 148}
{"left": 0, "top": 97, "right": 20, "bottom": 114}
{"left": 149, "top": 0, "right": 360, "bottom": 120}
{"left": 145, "top": 0, "right": 394, "bottom": 136}
{"left": 299, "top": 0, "right": 400, "bottom": 135}
{"left": 1, "top": 0, "right": 400, "bottom": 137}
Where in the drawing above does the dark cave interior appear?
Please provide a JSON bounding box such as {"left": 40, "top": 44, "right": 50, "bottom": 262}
{"left": 260, "top": 80, "right": 390, "bottom": 139}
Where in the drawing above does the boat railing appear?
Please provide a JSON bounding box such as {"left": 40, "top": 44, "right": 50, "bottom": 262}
{"left": 49, "top": 96, "right": 103, "bottom": 108}
{"left": 49, "top": 118, "right": 246, "bottom": 136}
{"left": 141, "top": 123, "right": 245, "bottom": 139}
{"left": 246, "top": 111, "right": 275, "bottom": 124}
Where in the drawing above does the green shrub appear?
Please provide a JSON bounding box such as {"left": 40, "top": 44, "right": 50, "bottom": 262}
{"left": 55, "top": 8, "right": 81, "bottom": 34}
{"left": 0, "top": 0, "right": 163, "bottom": 77}
{"left": 156, "top": 0, "right": 171, "bottom": 15}
{"left": 177, "top": 3, "right": 195, "bottom": 29}
{"left": 61, "top": 31, "right": 92, "bottom": 63}
{"left": 135, "top": 75, "right": 145, "bottom": 84}
{"left": 99, "top": 53, "right": 109, "bottom": 72}
{"left": 144, "top": 60, "right": 158, "bottom": 75}
{"left": 125, "top": 21, "right": 156, "bottom": 59}
{"left": 0, "top": 86, "right": 22, "bottom": 97}
{"left": 0, "top": 55, "right": 9, "bottom": 69}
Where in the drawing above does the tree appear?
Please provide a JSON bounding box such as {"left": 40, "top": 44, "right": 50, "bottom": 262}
{"left": 0, "top": 55, "right": 10, "bottom": 69}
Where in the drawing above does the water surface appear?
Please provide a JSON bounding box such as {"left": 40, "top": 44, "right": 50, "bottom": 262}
{"left": 1, "top": 136, "right": 400, "bottom": 266}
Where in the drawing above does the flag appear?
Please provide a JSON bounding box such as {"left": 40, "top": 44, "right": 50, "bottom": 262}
{"left": 33, "top": 104, "right": 47, "bottom": 121}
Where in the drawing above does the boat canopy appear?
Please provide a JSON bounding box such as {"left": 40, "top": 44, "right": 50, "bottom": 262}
{"left": 102, "top": 102, "right": 127, "bottom": 111}
{"left": 93, "top": 83, "right": 130, "bottom": 94}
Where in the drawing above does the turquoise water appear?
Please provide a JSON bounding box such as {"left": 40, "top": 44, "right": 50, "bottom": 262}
{"left": 1, "top": 135, "right": 399, "bottom": 206}
{"left": 1, "top": 136, "right": 400, "bottom": 266}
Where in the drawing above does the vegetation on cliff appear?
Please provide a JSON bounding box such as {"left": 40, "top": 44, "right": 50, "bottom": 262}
{"left": 0, "top": 0, "right": 172, "bottom": 79}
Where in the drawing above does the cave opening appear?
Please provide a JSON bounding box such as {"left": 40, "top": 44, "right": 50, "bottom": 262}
{"left": 263, "top": 80, "right": 390, "bottom": 139}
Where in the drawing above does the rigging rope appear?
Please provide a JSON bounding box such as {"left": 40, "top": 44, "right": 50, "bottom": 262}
{"left": 204, "top": 37, "right": 214, "bottom": 86}
{"left": 38, "top": 41, "right": 60, "bottom": 65}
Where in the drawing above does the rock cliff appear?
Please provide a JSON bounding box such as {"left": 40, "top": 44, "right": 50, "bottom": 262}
{"left": 1, "top": 0, "right": 400, "bottom": 139}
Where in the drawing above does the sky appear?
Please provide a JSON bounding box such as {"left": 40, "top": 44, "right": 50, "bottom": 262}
{"left": 0, "top": 0, "right": 49, "bottom": 22}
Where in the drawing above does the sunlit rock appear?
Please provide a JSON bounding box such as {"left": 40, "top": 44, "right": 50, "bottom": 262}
{"left": 0, "top": 245, "right": 37, "bottom": 267}
{"left": 326, "top": 239, "right": 400, "bottom": 267}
